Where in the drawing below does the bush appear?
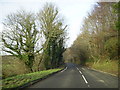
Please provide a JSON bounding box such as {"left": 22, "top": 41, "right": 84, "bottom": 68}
{"left": 86, "top": 59, "right": 118, "bottom": 76}
{"left": 104, "top": 37, "right": 118, "bottom": 59}
{"left": 2, "top": 56, "right": 30, "bottom": 78}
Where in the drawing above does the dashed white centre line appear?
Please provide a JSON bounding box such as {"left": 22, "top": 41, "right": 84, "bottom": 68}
{"left": 82, "top": 75, "right": 88, "bottom": 84}
{"left": 76, "top": 67, "right": 82, "bottom": 74}
{"left": 76, "top": 66, "right": 90, "bottom": 87}
{"left": 88, "top": 85, "right": 90, "bottom": 87}
{"left": 79, "top": 71, "right": 82, "bottom": 74}
{"left": 76, "top": 68, "right": 79, "bottom": 70}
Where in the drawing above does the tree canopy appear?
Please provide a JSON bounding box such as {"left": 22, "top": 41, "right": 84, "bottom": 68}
{"left": 2, "top": 3, "right": 68, "bottom": 71}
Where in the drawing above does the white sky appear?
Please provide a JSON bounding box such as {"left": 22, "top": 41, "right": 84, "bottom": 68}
{"left": 0, "top": 0, "right": 98, "bottom": 48}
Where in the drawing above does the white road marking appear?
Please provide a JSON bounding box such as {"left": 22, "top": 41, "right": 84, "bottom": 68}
{"left": 82, "top": 75, "right": 88, "bottom": 84}
{"left": 98, "top": 80, "right": 105, "bottom": 83}
{"left": 76, "top": 67, "right": 81, "bottom": 74}
{"left": 88, "top": 85, "right": 90, "bottom": 87}
{"left": 79, "top": 71, "right": 82, "bottom": 74}
{"left": 60, "top": 70, "right": 65, "bottom": 73}
{"left": 82, "top": 68, "right": 85, "bottom": 70}
{"left": 76, "top": 66, "right": 90, "bottom": 87}
{"left": 76, "top": 67, "right": 82, "bottom": 74}
{"left": 76, "top": 67, "right": 79, "bottom": 70}
{"left": 60, "top": 67, "right": 67, "bottom": 73}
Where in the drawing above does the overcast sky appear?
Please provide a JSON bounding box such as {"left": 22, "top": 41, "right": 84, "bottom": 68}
{"left": 0, "top": 0, "right": 98, "bottom": 48}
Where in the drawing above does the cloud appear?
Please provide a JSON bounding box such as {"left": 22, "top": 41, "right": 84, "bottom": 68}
{"left": 0, "top": 0, "right": 97, "bottom": 47}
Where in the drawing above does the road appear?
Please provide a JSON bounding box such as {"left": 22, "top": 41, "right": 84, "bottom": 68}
{"left": 26, "top": 63, "right": 118, "bottom": 88}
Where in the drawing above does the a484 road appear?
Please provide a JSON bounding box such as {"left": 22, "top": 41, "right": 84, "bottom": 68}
{"left": 26, "top": 63, "right": 118, "bottom": 88}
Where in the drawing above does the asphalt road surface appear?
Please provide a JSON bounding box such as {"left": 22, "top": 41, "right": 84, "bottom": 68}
{"left": 27, "top": 63, "right": 118, "bottom": 88}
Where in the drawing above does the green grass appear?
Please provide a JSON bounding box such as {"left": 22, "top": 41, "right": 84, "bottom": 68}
{"left": 2, "top": 55, "right": 46, "bottom": 78}
{"left": 86, "top": 60, "right": 118, "bottom": 76}
{"left": 2, "top": 68, "right": 62, "bottom": 89}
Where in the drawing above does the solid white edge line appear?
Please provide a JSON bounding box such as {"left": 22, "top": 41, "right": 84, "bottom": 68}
{"left": 60, "top": 67, "right": 67, "bottom": 73}
{"left": 82, "top": 75, "right": 88, "bottom": 84}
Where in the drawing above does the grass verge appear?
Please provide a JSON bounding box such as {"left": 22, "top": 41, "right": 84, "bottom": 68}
{"left": 86, "top": 60, "right": 118, "bottom": 76}
{"left": 1, "top": 68, "right": 63, "bottom": 89}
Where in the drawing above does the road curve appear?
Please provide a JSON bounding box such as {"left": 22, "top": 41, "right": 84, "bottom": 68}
{"left": 26, "top": 63, "right": 118, "bottom": 88}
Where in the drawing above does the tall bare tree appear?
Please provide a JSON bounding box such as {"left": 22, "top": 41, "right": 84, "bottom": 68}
{"left": 2, "top": 10, "right": 41, "bottom": 72}
{"left": 38, "top": 3, "right": 67, "bottom": 69}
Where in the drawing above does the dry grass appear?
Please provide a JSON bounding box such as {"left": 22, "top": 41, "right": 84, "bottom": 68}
{"left": 2, "top": 55, "right": 30, "bottom": 78}
{"left": 2, "top": 54, "right": 46, "bottom": 78}
{"left": 86, "top": 60, "right": 118, "bottom": 76}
